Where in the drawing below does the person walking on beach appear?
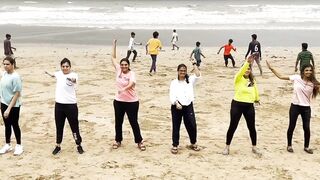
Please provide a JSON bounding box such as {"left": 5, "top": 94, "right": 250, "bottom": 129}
{"left": 146, "top": 31, "right": 162, "bottom": 76}
{"left": 111, "top": 40, "right": 146, "bottom": 151}
{"left": 45, "top": 58, "right": 84, "bottom": 155}
{"left": 245, "top": 34, "right": 262, "bottom": 75}
{"left": 190, "top": 41, "right": 206, "bottom": 68}
{"left": 169, "top": 59, "right": 201, "bottom": 154}
{"left": 223, "top": 53, "right": 261, "bottom": 155}
{"left": 295, "top": 43, "right": 314, "bottom": 72}
{"left": 171, "top": 29, "right": 179, "bottom": 50}
{"left": 266, "top": 60, "right": 319, "bottom": 154}
{"left": 126, "top": 32, "right": 142, "bottom": 62}
{"left": 3, "top": 34, "right": 16, "bottom": 58}
{"left": 0, "top": 57, "right": 23, "bottom": 156}
{"left": 217, "top": 39, "right": 237, "bottom": 67}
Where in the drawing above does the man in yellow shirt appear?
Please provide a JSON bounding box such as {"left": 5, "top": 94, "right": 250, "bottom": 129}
{"left": 146, "top": 31, "right": 162, "bottom": 76}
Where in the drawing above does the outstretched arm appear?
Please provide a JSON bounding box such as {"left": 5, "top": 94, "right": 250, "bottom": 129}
{"left": 111, "top": 40, "right": 118, "bottom": 69}
{"left": 44, "top": 71, "right": 55, "bottom": 78}
{"left": 266, "top": 60, "right": 289, "bottom": 80}
{"left": 217, "top": 46, "right": 223, "bottom": 54}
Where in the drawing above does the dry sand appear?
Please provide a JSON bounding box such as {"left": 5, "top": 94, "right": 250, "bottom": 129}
{"left": 0, "top": 44, "right": 320, "bottom": 179}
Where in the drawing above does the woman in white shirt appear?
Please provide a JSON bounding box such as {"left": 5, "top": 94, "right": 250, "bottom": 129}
{"left": 45, "top": 58, "right": 84, "bottom": 155}
{"left": 169, "top": 59, "right": 200, "bottom": 154}
{"left": 267, "top": 61, "right": 319, "bottom": 154}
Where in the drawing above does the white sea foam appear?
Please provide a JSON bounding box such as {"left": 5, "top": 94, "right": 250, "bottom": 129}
{"left": 0, "top": 1, "right": 320, "bottom": 30}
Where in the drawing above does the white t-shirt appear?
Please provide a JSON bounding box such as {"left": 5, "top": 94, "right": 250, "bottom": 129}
{"left": 289, "top": 75, "right": 314, "bottom": 106}
{"left": 128, "top": 37, "right": 136, "bottom": 51}
{"left": 172, "top": 32, "right": 178, "bottom": 43}
{"left": 55, "top": 71, "right": 78, "bottom": 104}
{"left": 169, "top": 75, "right": 199, "bottom": 106}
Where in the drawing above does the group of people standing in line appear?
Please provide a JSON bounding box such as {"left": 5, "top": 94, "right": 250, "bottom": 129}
{"left": 0, "top": 31, "right": 318, "bottom": 156}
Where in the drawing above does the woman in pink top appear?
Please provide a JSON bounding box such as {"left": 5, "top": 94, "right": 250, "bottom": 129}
{"left": 111, "top": 40, "right": 145, "bottom": 151}
{"left": 267, "top": 61, "right": 319, "bottom": 154}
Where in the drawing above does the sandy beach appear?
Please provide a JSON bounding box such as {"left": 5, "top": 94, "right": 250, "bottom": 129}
{"left": 0, "top": 43, "right": 319, "bottom": 179}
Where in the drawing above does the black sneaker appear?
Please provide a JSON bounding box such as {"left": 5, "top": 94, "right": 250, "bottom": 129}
{"left": 52, "top": 146, "right": 61, "bottom": 155}
{"left": 77, "top": 145, "right": 84, "bottom": 154}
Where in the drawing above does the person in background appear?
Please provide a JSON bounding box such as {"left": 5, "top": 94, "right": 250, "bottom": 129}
{"left": 245, "top": 34, "right": 262, "bottom": 75}
{"left": 190, "top": 41, "right": 206, "bottom": 68}
{"left": 217, "top": 39, "right": 237, "bottom": 67}
{"left": 295, "top": 43, "right": 314, "bottom": 72}
{"left": 171, "top": 29, "right": 179, "bottom": 50}
{"left": 146, "top": 31, "right": 162, "bottom": 76}
{"left": 126, "top": 32, "right": 142, "bottom": 62}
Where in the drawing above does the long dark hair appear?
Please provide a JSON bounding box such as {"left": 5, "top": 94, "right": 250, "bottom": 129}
{"left": 3, "top": 56, "right": 16, "bottom": 67}
{"left": 177, "top": 64, "right": 189, "bottom": 83}
{"left": 300, "top": 64, "right": 319, "bottom": 98}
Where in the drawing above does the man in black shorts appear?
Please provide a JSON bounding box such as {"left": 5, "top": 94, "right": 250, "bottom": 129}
{"left": 245, "top": 34, "right": 262, "bottom": 75}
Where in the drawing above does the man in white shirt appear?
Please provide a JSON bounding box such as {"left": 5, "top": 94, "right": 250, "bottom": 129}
{"left": 171, "top": 29, "right": 180, "bottom": 50}
{"left": 126, "top": 32, "right": 142, "bottom": 62}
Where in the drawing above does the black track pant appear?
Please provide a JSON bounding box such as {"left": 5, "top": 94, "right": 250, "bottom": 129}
{"left": 113, "top": 100, "right": 143, "bottom": 143}
{"left": 226, "top": 100, "right": 257, "bottom": 145}
{"left": 126, "top": 50, "right": 137, "bottom": 61}
{"left": 1, "top": 103, "right": 21, "bottom": 144}
{"left": 287, "top": 103, "right": 311, "bottom": 148}
{"left": 55, "top": 102, "right": 82, "bottom": 145}
{"left": 224, "top": 55, "right": 235, "bottom": 67}
{"left": 171, "top": 102, "right": 197, "bottom": 147}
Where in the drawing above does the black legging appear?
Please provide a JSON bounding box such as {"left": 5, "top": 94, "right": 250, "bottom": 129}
{"left": 113, "top": 100, "right": 143, "bottom": 143}
{"left": 287, "top": 103, "right": 311, "bottom": 148}
{"left": 55, "top": 102, "right": 82, "bottom": 145}
{"left": 171, "top": 102, "right": 197, "bottom": 147}
{"left": 224, "top": 55, "right": 235, "bottom": 67}
{"left": 1, "top": 103, "right": 21, "bottom": 144}
{"left": 226, "top": 100, "right": 257, "bottom": 145}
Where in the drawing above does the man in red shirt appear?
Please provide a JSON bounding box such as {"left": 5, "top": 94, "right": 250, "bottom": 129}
{"left": 217, "top": 39, "right": 236, "bottom": 67}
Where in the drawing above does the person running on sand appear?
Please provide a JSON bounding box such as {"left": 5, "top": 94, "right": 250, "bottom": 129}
{"left": 0, "top": 57, "right": 23, "bottom": 156}
{"left": 267, "top": 60, "right": 319, "bottom": 154}
{"left": 126, "top": 32, "right": 142, "bottom": 62}
{"left": 245, "top": 34, "right": 262, "bottom": 75}
{"left": 111, "top": 40, "right": 146, "bottom": 151}
{"left": 171, "top": 29, "right": 179, "bottom": 50}
{"left": 169, "top": 59, "right": 201, "bottom": 154}
{"left": 3, "top": 34, "right": 16, "bottom": 58}
{"left": 146, "top": 31, "right": 162, "bottom": 76}
{"left": 217, "top": 39, "right": 237, "bottom": 67}
{"left": 223, "top": 53, "right": 261, "bottom": 156}
{"left": 295, "top": 43, "right": 314, "bottom": 72}
{"left": 190, "top": 41, "right": 206, "bottom": 68}
{"left": 45, "top": 58, "right": 84, "bottom": 155}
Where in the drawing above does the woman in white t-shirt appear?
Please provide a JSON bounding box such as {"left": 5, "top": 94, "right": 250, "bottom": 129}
{"left": 169, "top": 59, "right": 201, "bottom": 154}
{"left": 111, "top": 40, "right": 145, "bottom": 151}
{"left": 267, "top": 61, "right": 319, "bottom": 154}
{"left": 45, "top": 58, "right": 84, "bottom": 155}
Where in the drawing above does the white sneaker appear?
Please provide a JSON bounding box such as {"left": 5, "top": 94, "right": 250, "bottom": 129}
{"left": 0, "top": 144, "right": 13, "bottom": 154}
{"left": 13, "top": 144, "right": 23, "bottom": 156}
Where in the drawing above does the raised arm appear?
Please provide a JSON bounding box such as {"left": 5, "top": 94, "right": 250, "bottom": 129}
{"left": 235, "top": 54, "right": 255, "bottom": 83}
{"left": 266, "top": 60, "right": 290, "bottom": 80}
{"left": 111, "top": 39, "right": 118, "bottom": 69}
{"left": 191, "top": 58, "right": 200, "bottom": 77}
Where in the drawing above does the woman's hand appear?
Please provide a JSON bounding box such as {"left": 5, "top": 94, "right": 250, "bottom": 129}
{"left": 3, "top": 109, "right": 10, "bottom": 119}
{"left": 175, "top": 101, "right": 182, "bottom": 110}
